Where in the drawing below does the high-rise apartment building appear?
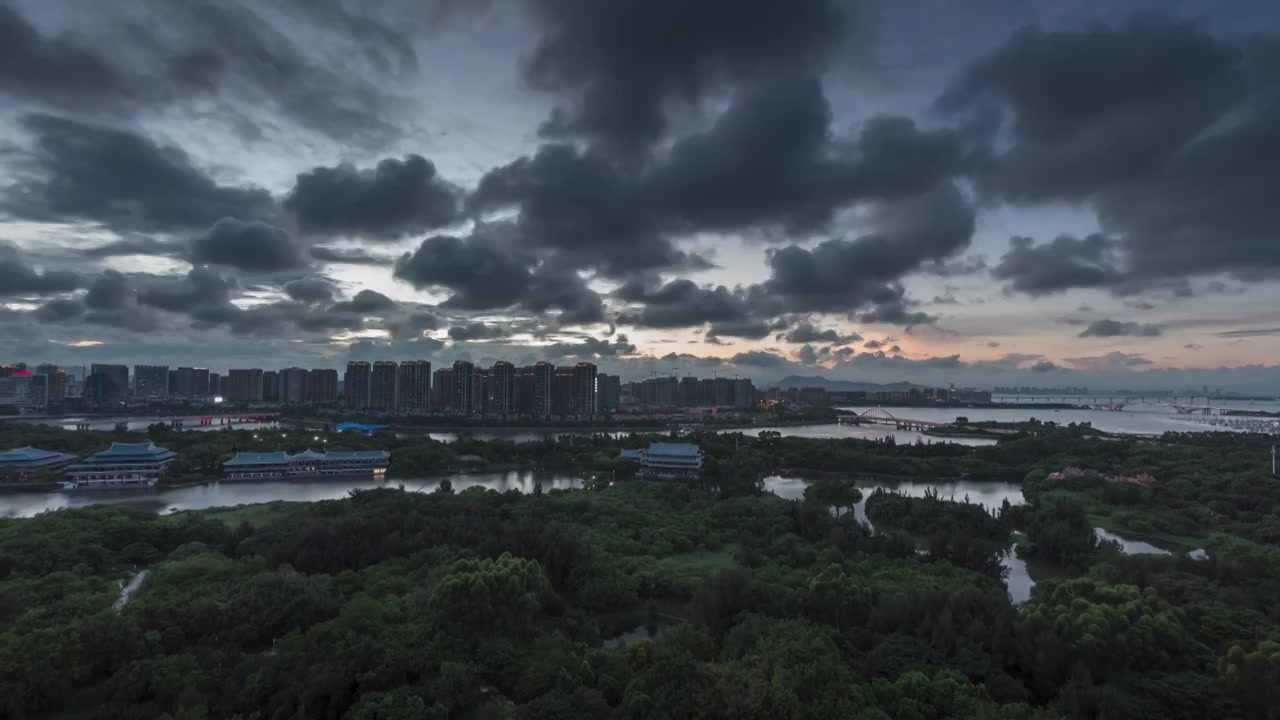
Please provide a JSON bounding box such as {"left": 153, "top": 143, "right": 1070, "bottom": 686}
{"left": 134, "top": 365, "right": 169, "bottom": 398}
{"left": 451, "top": 361, "right": 475, "bottom": 415}
{"left": 168, "top": 369, "right": 178, "bottom": 395}
{"left": 370, "top": 361, "right": 398, "bottom": 412}
{"left": 598, "top": 373, "right": 621, "bottom": 412}
{"left": 529, "top": 362, "right": 553, "bottom": 417}
{"left": 91, "top": 364, "right": 129, "bottom": 401}
{"left": 489, "top": 361, "right": 514, "bottom": 416}
{"left": 36, "top": 364, "right": 67, "bottom": 404}
{"left": 344, "top": 361, "right": 371, "bottom": 408}
{"left": 175, "top": 367, "right": 209, "bottom": 399}
{"left": 397, "top": 361, "right": 430, "bottom": 414}
{"left": 431, "top": 367, "right": 453, "bottom": 412}
{"left": 228, "top": 368, "right": 264, "bottom": 403}
{"left": 306, "top": 368, "right": 338, "bottom": 404}
{"left": 208, "top": 372, "right": 221, "bottom": 397}
{"left": 573, "top": 363, "right": 598, "bottom": 416}
{"left": 553, "top": 366, "right": 575, "bottom": 417}
{"left": 514, "top": 365, "right": 535, "bottom": 415}
{"left": 281, "top": 367, "right": 308, "bottom": 404}
{"left": 262, "top": 370, "right": 280, "bottom": 402}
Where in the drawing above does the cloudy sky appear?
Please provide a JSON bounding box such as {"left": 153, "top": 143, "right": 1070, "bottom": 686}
{"left": 3, "top": 0, "right": 1279, "bottom": 391}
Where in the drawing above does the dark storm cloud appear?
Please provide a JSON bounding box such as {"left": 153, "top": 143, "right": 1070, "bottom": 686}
{"left": 188, "top": 219, "right": 309, "bottom": 273}
{"left": 329, "top": 290, "right": 397, "bottom": 315}
{"left": 384, "top": 311, "right": 443, "bottom": 340}
{"left": 309, "top": 246, "right": 392, "bottom": 266}
{"left": 859, "top": 298, "right": 936, "bottom": 326}
{"left": 393, "top": 231, "right": 606, "bottom": 323}
{"left": 643, "top": 72, "right": 969, "bottom": 234}
{"left": 615, "top": 279, "right": 763, "bottom": 330}
{"left": 946, "top": 16, "right": 1280, "bottom": 287}
{"left": 284, "top": 155, "right": 460, "bottom": 239}
{"left": 79, "top": 271, "right": 162, "bottom": 332}
{"left": 1077, "top": 319, "right": 1163, "bottom": 338}
{"left": 990, "top": 235, "right": 1125, "bottom": 296}
{"left": 284, "top": 278, "right": 337, "bottom": 304}
{"left": 469, "top": 144, "right": 710, "bottom": 278}
{"left": 796, "top": 344, "right": 821, "bottom": 365}
{"left": 5, "top": 114, "right": 275, "bottom": 232}
{"left": 777, "top": 323, "right": 861, "bottom": 345}
{"left": 1030, "top": 360, "right": 1059, "bottom": 372}
{"left": 136, "top": 267, "right": 238, "bottom": 312}
{"left": 33, "top": 298, "right": 84, "bottom": 323}
{"left": 762, "top": 182, "right": 974, "bottom": 314}
{"left": 730, "top": 350, "right": 788, "bottom": 368}
{"left": 0, "top": 2, "right": 409, "bottom": 144}
{"left": 394, "top": 232, "right": 535, "bottom": 309}
{"left": 0, "top": 244, "right": 81, "bottom": 297}
{"left": 448, "top": 322, "right": 510, "bottom": 341}
{"left": 0, "top": 5, "right": 127, "bottom": 109}
{"left": 864, "top": 339, "right": 885, "bottom": 349}
{"left": 1062, "top": 352, "right": 1153, "bottom": 372}
{"left": 524, "top": 0, "right": 850, "bottom": 153}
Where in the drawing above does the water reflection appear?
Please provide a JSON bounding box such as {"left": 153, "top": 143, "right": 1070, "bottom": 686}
{"left": 0, "top": 471, "right": 582, "bottom": 518}
{"left": 1093, "top": 527, "right": 1171, "bottom": 555}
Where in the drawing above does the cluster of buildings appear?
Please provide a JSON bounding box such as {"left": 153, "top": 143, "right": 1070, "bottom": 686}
{"left": 0, "top": 441, "right": 391, "bottom": 489}
{"left": 623, "top": 375, "right": 756, "bottom": 409}
{"left": 342, "top": 360, "right": 607, "bottom": 418}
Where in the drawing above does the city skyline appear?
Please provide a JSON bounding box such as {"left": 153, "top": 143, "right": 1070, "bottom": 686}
{"left": 1, "top": 2, "right": 1279, "bottom": 394}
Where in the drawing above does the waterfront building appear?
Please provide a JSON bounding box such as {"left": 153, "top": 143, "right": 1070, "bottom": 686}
{"left": 134, "top": 365, "right": 168, "bottom": 398}
{"left": 62, "top": 442, "right": 177, "bottom": 489}
{"left": 621, "top": 442, "right": 704, "bottom": 479}
{"left": 208, "top": 372, "right": 221, "bottom": 397}
{"left": 306, "top": 368, "right": 338, "bottom": 404}
{"left": 228, "top": 368, "right": 264, "bottom": 403}
{"left": 344, "top": 361, "right": 371, "bottom": 408}
{"left": 83, "top": 371, "right": 122, "bottom": 408}
{"left": 221, "top": 449, "right": 390, "bottom": 479}
{"left": 398, "top": 360, "right": 430, "bottom": 414}
{"left": 370, "top": 361, "right": 398, "bottom": 412}
{"left": 0, "top": 447, "right": 77, "bottom": 479}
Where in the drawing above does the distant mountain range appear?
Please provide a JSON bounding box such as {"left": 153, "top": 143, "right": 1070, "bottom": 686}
{"left": 772, "top": 375, "right": 932, "bottom": 392}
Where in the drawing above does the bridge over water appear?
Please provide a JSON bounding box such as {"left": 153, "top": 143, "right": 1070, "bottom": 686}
{"left": 837, "top": 408, "right": 942, "bottom": 431}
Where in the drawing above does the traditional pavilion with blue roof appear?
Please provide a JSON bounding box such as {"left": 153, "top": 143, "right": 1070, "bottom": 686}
{"left": 0, "top": 446, "right": 78, "bottom": 479}
{"left": 222, "top": 449, "right": 390, "bottom": 479}
{"left": 618, "top": 442, "right": 703, "bottom": 479}
{"left": 62, "top": 442, "right": 177, "bottom": 488}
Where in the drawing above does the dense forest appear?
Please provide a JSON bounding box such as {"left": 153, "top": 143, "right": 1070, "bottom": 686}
{"left": 1, "top": 424, "right": 1278, "bottom": 718}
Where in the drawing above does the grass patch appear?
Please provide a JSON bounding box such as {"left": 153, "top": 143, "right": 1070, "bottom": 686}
{"left": 167, "top": 501, "right": 306, "bottom": 528}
